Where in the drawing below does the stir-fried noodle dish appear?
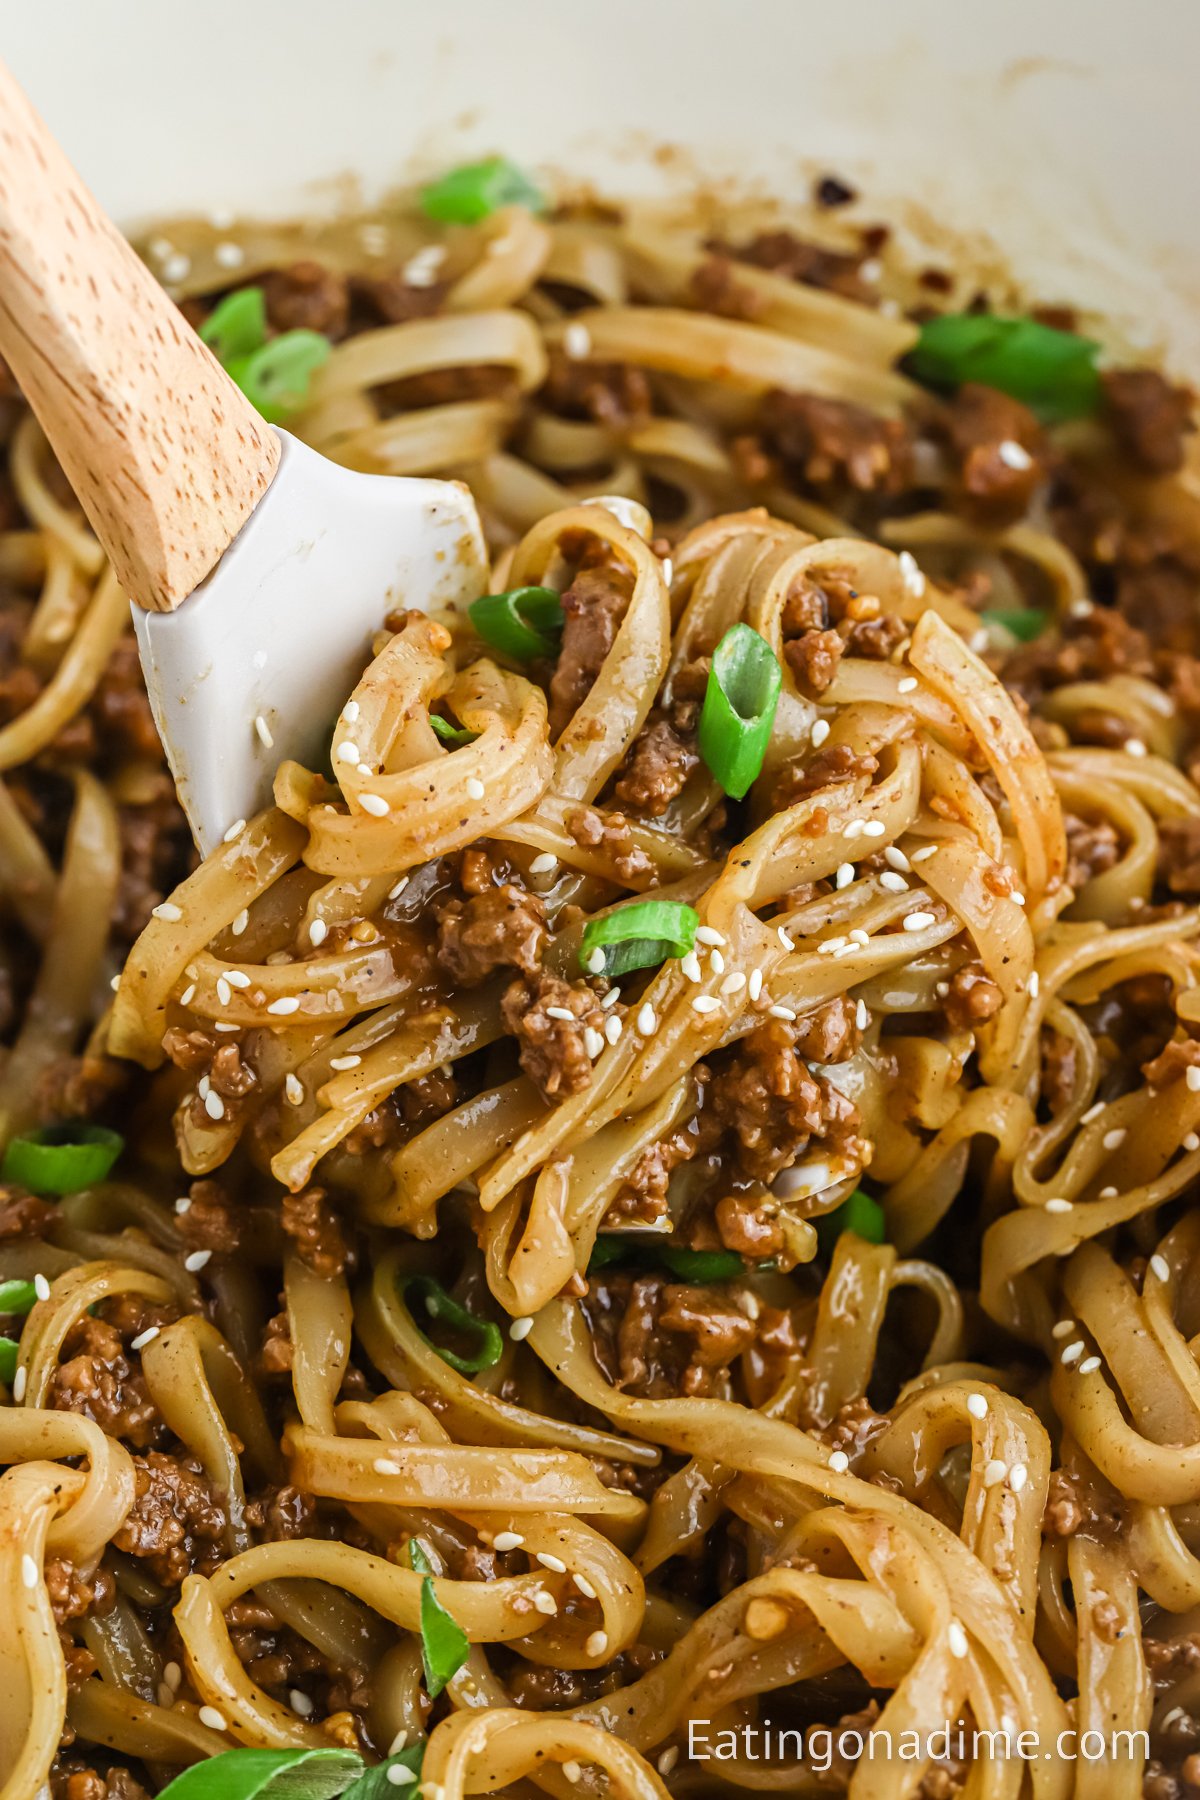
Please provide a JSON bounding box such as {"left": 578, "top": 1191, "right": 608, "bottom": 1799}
{"left": 6, "top": 160, "right": 1200, "bottom": 1800}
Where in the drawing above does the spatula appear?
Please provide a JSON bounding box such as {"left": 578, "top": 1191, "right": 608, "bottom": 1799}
{"left": 0, "top": 59, "right": 488, "bottom": 853}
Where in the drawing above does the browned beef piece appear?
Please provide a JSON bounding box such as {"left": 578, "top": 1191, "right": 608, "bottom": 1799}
{"left": 613, "top": 717, "right": 699, "bottom": 817}
{"left": 1040, "top": 1027, "right": 1078, "bottom": 1115}
{"left": 0, "top": 1183, "right": 56, "bottom": 1239}
{"left": 1042, "top": 1465, "right": 1123, "bottom": 1540}
{"left": 941, "top": 382, "right": 1045, "bottom": 525}
{"left": 843, "top": 612, "right": 907, "bottom": 659}
{"left": 50, "top": 1317, "right": 164, "bottom": 1448}
{"left": 397, "top": 1068, "right": 460, "bottom": 1127}
{"left": 52, "top": 1772, "right": 150, "bottom": 1800}
{"left": 112, "top": 1452, "right": 227, "bottom": 1585}
{"left": 91, "top": 637, "right": 161, "bottom": 761}
{"left": 689, "top": 254, "right": 763, "bottom": 322}
{"left": 1142, "top": 1038, "right": 1200, "bottom": 1089}
{"left": 785, "top": 627, "right": 844, "bottom": 694}
{"left": 711, "top": 1018, "right": 866, "bottom": 1182}
{"left": 349, "top": 269, "right": 445, "bottom": 326}
{"left": 714, "top": 1193, "right": 784, "bottom": 1257}
{"left": 1002, "top": 608, "right": 1154, "bottom": 704}
{"left": 44, "top": 1556, "right": 115, "bottom": 1626}
{"left": 607, "top": 1125, "right": 698, "bottom": 1224}
{"left": 541, "top": 348, "right": 652, "bottom": 427}
{"left": 565, "top": 803, "right": 652, "bottom": 883}
{"left": 761, "top": 391, "right": 915, "bottom": 495}
{"left": 1064, "top": 811, "right": 1121, "bottom": 891}
{"left": 281, "top": 1187, "right": 349, "bottom": 1280}
{"left": 548, "top": 566, "right": 632, "bottom": 736}
{"left": 1103, "top": 367, "right": 1194, "bottom": 474}
{"left": 771, "top": 743, "right": 878, "bottom": 809}
{"left": 259, "top": 1310, "right": 294, "bottom": 1376}
{"left": 380, "top": 364, "right": 513, "bottom": 411}
{"left": 245, "top": 1484, "right": 319, "bottom": 1542}
{"left": 261, "top": 261, "right": 349, "bottom": 337}
{"left": 716, "top": 229, "right": 871, "bottom": 302}
{"left": 436, "top": 883, "right": 547, "bottom": 986}
{"left": 501, "top": 969, "right": 604, "bottom": 1100}
{"left": 176, "top": 1181, "right": 242, "bottom": 1258}
{"left": 1159, "top": 817, "right": 1200, "bottom": 896}
{"left": 942, "top": 962, "right": 1004, "bottom": 1032}
{"left": 792, "top": 995, "right": 862, "bottom": 1064}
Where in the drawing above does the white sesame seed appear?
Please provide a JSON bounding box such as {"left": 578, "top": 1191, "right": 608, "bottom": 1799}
{"left": 1099, "top": 1185, "right": 1118, "bottom": 1198}
{"left": 748, "top": 969, "right": 763, "bottom": 1002}
{"left": 164, "top": 1661, "right": 182, "bottom": 1690}
{"left": 131, "top": 1326, "right": 160, "bottom": 1351}
{"left": 510, "top": 1315, "right": 534, "bottom": 1341}
{"left": 290, "top": 1688, "right": 314, "bottom": 1716}
{"left": 585, "top": 1629, "right": 608, "bottom": 1655}
{"left": 223, "top": 819, "right": 246, "bottom": 843}
{"left": 530, "top": 852, "right": 558, "bottom": 875}
{"left": 898, "top": 550, "right": 926, "bottom": 597}
{"left": 947, "top": 1620, "right": 969, "bottom": 1659}
{"left": 910, "top": 845, "right": 938, "bottom": 863}
{"left": 718, "top": 972, "right": 746, "bottom": 997}
{"left": 308, "top": 917, "right": 329, "bottom": 948}
{"left": 162, "top": 252, "right": 191, "bottom": 284}
{"left": 658, "top": 1749, "right": 680, "bottom": 1776}
{"left": 152, "top": 902, "right": 182, "bottom": 922}
{"left": 966, "top": 1393, "right": 988, "bottom": 1420}
{"left": 696, "top": 926, "right": 725, "bottom": 946}
{"left": 835, "top": 862, "right": 854, "bottom": 889}
{"left": 844, "top": 819, "right": 867, "bottom": 839}
{"left": 214, "top": 240, "right": 245, "bottom": 270}
{"left": 849, "top": 928, "right": 870, "bottom": 946}
{"left": 768, "top": 1003, "right": 796, "bottom": 1021}
{"left": 175, "top": 1196, "right": 192, "bottom": 1214}
{"left": 110, "top": 974, "right": 121, "bottom": 992}
{"left": 466, "top": 777, "right": 486, "bottom": 801}
{"left": 883, "top": 846, "right": 911, "bottom": 873}
{"left": 388, "top": 875, "right": 409, "bottom": 900}
{"left": 817, "top": 936, "right": 847, "bottom": 956}
{"left": 339, "top": 700, "right": 361, "bottom": 725}
{"left": 828, "top": 1450, "right": 850, "bottom": 1474}
{"left": 983, "top": 1460, "right": 1008, "bottom": 1488}
{"left": 897, "top": 676, "right": 918, "bottom": 693}
{"left": 776, "top": 925, "right": 795, "bottom": 952}
{"left": 583, "top": 1027, "right": 605, "bottom": 1060}
{"left": 601, "top": 986, "right": 622, "bottom": 1009}
{"left": 330, "top": 1055, "right": 362, "bottom": 1072}
{"left": 692, "top": 995, "right": 720, "bottom": 1015}
{"left": 268, "top": 996, "right": 301, "bottom": 1015}
{"left": 359, "top": 793, "right": 390, "bottom": 817}
{"left": 1186, "top": 1067, "right": 1200, "bottom": 1093}
{"left": 1028, "top": 971, "right": 1040, "bottom": 998}
{"left": 337, "top": 740, "right": 360, "bottom": 763}
{"left": 253, "top": 713, "right": 274, "bottom": 750}
{"left": 1103, "top": 1128, "right": 1127, "bottom": 1151}
{"left": 494, "top": 1531, "right": 524, "bottom": 1552}
{"left": 1009, "top": 1463, "right": 1028, "bottom": 1492}
{"left": 20, "top": 1551, "right": 37, "bottom": 1590}
{"left": 661, "top": 557, "right": 674, "bottom": 585}
{"left": 880, "top": 871, "right": 908, "bottom": 892}
{"left": 12, "top": 1366, "right": 26, "bottom": 1401}
{"left": 216, "top": 977, "right": 232, "bottom": 1007}
{"left": 903, "top": 911, "right": 936, "bottom": 932}
{"left": 544, "top": 1004, "right": 575, "bottom": 1022}
{"left": 184, "top": 1249, "right": 212, "bottom": 1273}
{"left": 385, "top": 1768, "right": 416, "bottom": 1788}
{"left": 33, "top": 1273, "right": 51, "bottom": 1302}
{"left": 604, "top": 1015, "right": 622, "bottom": 1045}
{"left": 811, "top": 718, "right": 830, "bottom": 749}
{"left": 224, "top": 969, "right": 250, "bottom": 988}
{"left": 573, "top": 1572, "right": 597, "bottom": 1597}
{"left": 637, "top": 1002, "right": 657, "bottom": 1036}
{"left": 1186, "top": 1133, "right": 1200, "bottom": 1153}
{"left": 1124, "top": 738, "right": 1147, "bottom": 757}
{"left": 1078, "top": 1355, "right": 1101, "bottom": 1375}
{"left": 536, "top": 1552, "right": 567, "bottom": 1573}
{"left": 562, "top": 1762, "right": 582, "bottom": 1785}
{"left": 1149, "top": 1253, "right": 1170, "bottom": 1282}
{"left": 373, "top": 1457, "right": 401, "bottom": 1476}
{"left": 204, "top": 1090, "right": 225, "bottom": 1121}
{"left": 680, "top": 951, "right": 702, "bottom": 982}
{"left": 198, "top": 1706, "right": 227, "bottom": 1731}
{"left": 198, "top": 1074, "right": 212, "bottom": 1099}
{"left": 856, "top": 999, "right": 869, "bottom": 1029}
{"left": 1051, "top": 1321, "right": 1075, "bottom": 1340}
{"left": 285, "top": 1074, "right": 304, "bottom": 1105}
{"left": 533, "top": 1590, "right": 558, "bottom": 1615}
{"left": 1045, "top": 1198, "right": 1073, "bottom": 1214}
{"left": 710, "top": 950, "right": 725, "bottom": 974}
{"left": 935, "top": 981, "right": 949, "bottom": 997}
{"left": 997, "top": 439, "right": 1033, "bottom": 471}
{"left": 862, "top": 820, "right": 886, "bottom": 838}
{"left": 214, "top": 1022, "right": 238, "bottom": 1033}
{"left": 970, "top": 629, "right": 989, "bottom": 652}
{"left": 1080, "top": 1101, "right": 1104, "bottom": 1123}
{"left": 564, "top": 322, "right": 592, "bottom": 359}
{"left": 230, "top": 911, "right": 249, "bottom": 941}
{"left": 1061, "top": 1341, "right": 1085, "bottom": 1364}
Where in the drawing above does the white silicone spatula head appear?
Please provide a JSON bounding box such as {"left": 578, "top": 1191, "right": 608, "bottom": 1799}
{"left": 0, "top": 59, "right": 487, "bottom": 852}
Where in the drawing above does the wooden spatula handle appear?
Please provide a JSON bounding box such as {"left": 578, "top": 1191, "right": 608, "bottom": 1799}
{"left": 0, "top": 58, "right": 280, "bottom": 613}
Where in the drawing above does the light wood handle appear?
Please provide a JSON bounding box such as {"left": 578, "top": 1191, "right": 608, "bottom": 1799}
{"left": 0, "top": 59, "right": 280, "bottom": 613}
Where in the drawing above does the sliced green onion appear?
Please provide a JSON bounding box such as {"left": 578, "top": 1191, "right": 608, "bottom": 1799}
{"left": 579, "top": 900, "right": 699, "bottom": 981}
{"left": 587, "top": 1236, "right": 769, "bottom": 1283}
{"left": 403, "top": 1274, "right": 504, "bottom": 1375}
{"left": 199, "top": 286, "right": 268, "bottom": 364}
{"left": 340, "top": 1746, "right": 425, "bottom": 1800}
{"left": 409, "top": 1538, "right": 469, "bottom": 1697}
{"left": 0, "top": 1338, "right": 17, "bottom": 1385}
{"left": 815, "top": 1188, "right": 886, "bottom": 1256}
{"left": 698, "top": 624, "right": 782, "bottom": 800}
{"left": 907, "top": 313, "right": 1101, "bottom": 423}
{"left": 657, "top": 1246, "right": 746, "bottom": 1282}
{"left": 153, "top": 1747, "right": 364, "bottom": 1800}
{"left": 226, "top": 330, "right": 331, "bottom": 423}
{"left": 429, "top": 713, "right": 478, "bottom": 747}
{"left": 468, "top": 586, "right": 563, "bottom": 661}
{"left": 0, "top": 1280, "right": 37, "bottom": 1316}
{"left": 982, "top": 607, "right": 1046, "bottom": 642}
{"left": 421, "top": 156, "right": 545, "bottom": 225}
{"left": 1, "top": 1124, "right": 124, "bottom": 1195}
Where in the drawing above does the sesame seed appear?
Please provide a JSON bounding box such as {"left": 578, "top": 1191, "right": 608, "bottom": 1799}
{"left": 466, "top": 777, "right": 486, "bottom": 800}
{"left": 897, "top": 675, "right": 918, "bottom": 693}
{"left": 198, "top": 1075, "right": 211, "bottom": 1098}
{"left": 1103, "top": 1128, "right": 1127, "bottom": 1150}
{"left": 285, "top": 1074, "right": 304, "bottom": 1105}
{"left": 545, "top": 1005, "right": 577, "bottom": 1022}
{"left": 1081, "top": 1101, "right": 1104, "bottom": 1123}
{"left": 214, "top": 1022, "right": 238, "bottom": 1033}
{"left": 290, "top": 1688, "right": 314, "bottom": 1716}
{"left": 1149, "top": 1253, "right": 1170, "bottom": 1282}
{"left": 898, "top": 551, "right": 926, "bottom": 597}
{"left": 330, "top": 1055, "right": 362, "bottom": 1072}
{"left": 12, "top": 1366, "right": 26, "bottom": 1401}
{"left": 385, "top": 1768, "right": 416, "bottom": 1788}
{"left": 658, "top": 1748, "right": 680, "bottom": 1777}
{"left": 223, "top": 819, "right": 246, "bottom": 843}
{"left": 1009, "top": 1463, "right": 1028, "bottom": 1492}
{"left": 373, "top": 1457, "right": 401, "bottom": 1475}
{"left": 533, "top": 1590, "right": 558, "bottom": 1615}
{"left": 880, "top": 871, "right": 908, "bottom": 892}
{"left": 692, "top": 995, "right": 720, "bottom": 1014}
{"left": 748, "top": 969, "right": 763, "bottom": 1002}
{"left": 604, "top": 1015, "right": 622, "bottom": 1045}
{"left": 20, "top": 1552, "right": 37, "bottom": 1589}
{"left": 1078, "top": 1355, "right": 1101, "bottom": 1375}
{"left": 564, "top": 321, "right": 592, "bottom": 359}
{"left": 131, "top": 1326, "right": 160, "bottom": 1351}
{"left": 835, "top": 862, "right": 854, "bottom": 889}
{"left": 696, "top": 926, "right": 725, "bottom": 946}
{"left": 152, "top": 902, "right": 182, "bottom": 922}
{"left": 34, "top": 1273, "right": 50, "bottom": 1302}
{"left": 268, "top": 996, "right": 301, "bottom": 1015}
{"left": 510, "top": 1315, "right": 534, "bottom": 1341}
{"left": 903, "top": 911, "right": 935, "bottom": 931}
{"left": 910, "top": 845, "right": 938, "bottom": 863}
{"left": 681, "top": 951, "right": 702, "bottom": 982}
{"left": 776, "top": 925, "right": 795, "bottom": 952}
{"left": 966, "top": 1393, "right": 988, "bottom": 1420}
{"left": 585, "top": 1629, "right": 608, "bottom": 1655}
{"left": 862, "top": 821, "right": 885, "bottom": 838}
{"left": 583, "top": 1027, "right": 605, "bottom": 1059}
{"left": 537, "top": 1552, "right": 567, "bottom": 1572}
{"left": 637, "top": 1002, "right": 657, "bottom": 1036}
{"left": 1099, "top": 1185, "right": 1118, "bottom": 1198}
{"left": 935, "top": 981, "right": 949, "bottom": 997}
{"left": 1028, "top": 972, "right": 1040, "bottom": 997}
{"left": 970, "top": 629, "right": 989, "bottom": 652}
{"left": 811, "top": 718, "right": 830, "bottom": 748}
{"left": 184, "top": 1249, "right": 212, "bottom": 1273}
{"left": 856, "top": 999, "right": 869, "bottom": 1029}
{"left": 215, "top": 240, "right": 245, "bottom": 269}
{"left": 947, "top": 1620, "right": 969, "bottom": 1659}
{"left": 204, "top": 1090, "right": 225, "bottom": 1121}
{"left": 110, "top": 974, "right": 121, "bottom": 992}
{"left": 175, "top": 1196, "right": 192, "bottom": 1214}
{"left": 710, "top": 950, "right": 725, "bottom": 974}
{"left": 997, "top": 439, "right": 1033, "bottom": 471}
{"left": 844, "top": 819, "right": 866, "bottom": 838}
{"left": 1045, "top": 1198, "right": 1073, "bottom": 1214}
{"left": 818, "top": 936, "right": 848, "bottom": 956}
{"left": 337, "top": 740, "right": 360, "bottom": 763}
{"left": 164, "top": 1661, "right": 182, "bottom": 1690}
{"left": 1060, "top": 1341, "right": 1084, "bottom": 1364}
{"left": 1186, "top": 1133, "right": 1200, "bottom": 1152}
{"left": 231, "top": 910, "right": 249, "bottom": 939}
{"left": 253, "top": 714, "right": 274, "bottom": 750}
{"left": 494, "top": 1531, "right": 524, "bottom": 1551}
{"left": 359, "top": 793, "right": 390, "bottom": 817}
{"left": 225, "top": 969, "right": 250, "bottom": 988}
{"left": 768, "top": 1003, "right": 796, "bottom": 1020}
{"left": 828, "top": 1450, "right": 849, "bottom": 1474}
{"left": 162, "top": 252, "right": 191, "bottom": 284}
{"left": 983, "top": 1460, "right": 1008, "bottom": 1488}
{"left": 531, "top": 852, "right": 558, "bottom": 875}
{"left": 601, "top": 986, "right": 622, "bottom": 1009}
{"left": 179, "top": 983, "right": 197, "bottom": 1008}
{"left": 198, "top": 1706, "right": 227, "bottom": 1731}
{"left": 573, "top": 1572, "right": 597, "bottom": 1597}
{"left": 1186, "top": 1067, "right": 1200, "bottom": 1093}
{"left": 216, "top": 977, "right": 232, "bottom": 1007}
{"left": 849, "top": 928, "right": 869, "bottom": 946}
{"left": 1052, "top": 1320, "right": 1076, "bottom": 1339}
{"left": 562, "top": 1762, "right": 582, "bottom": 1785}
{"left": 883, "top": 846, "right": 911, "bottom": 873}
{"left": 1124, "top": 738, "right": 1147, "bottom": 757}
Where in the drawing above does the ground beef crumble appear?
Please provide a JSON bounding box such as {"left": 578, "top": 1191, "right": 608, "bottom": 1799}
{"left": 280, "top": 1187, "right": 350, "bottom": 1279}
{"left": 502, "top": 968, "right": 604, "bottom": 1099}
{"left": 50, "top": 1316, "right": 165, "bottom": 1449}
{"left": 710, "top": 1017, "right": 868, "bottom": 1182}
{"left": 548, "top": 564, "right": 634, "bottom": 736}
{"left": 112, "top": 1451, "right": 227, "bottom": 1585}
{"left": 436, "top": 883, "right": 547, "bottom": 986}
{"left": 613, "top": 715, "right": 700, "bottom": 816}
{"left": 566, "top": 803, "right": 652, "bottom": 882}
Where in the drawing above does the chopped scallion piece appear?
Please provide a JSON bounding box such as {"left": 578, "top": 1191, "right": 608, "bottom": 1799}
{"left": 587, "top": 1236, "right": 770, "bottom": 1283}
{"left": 226, "top": 331, "right": 331, "bottom": 423}
{"left": 421, "top": 156, "right": 545, "bottom": 225}
{"left": 152, "top": 1746, "right": 364, "bottom": 1800}
{"left": 468, "top": 586, "right": 563, "bottom": 661}
{"left": 656, "top": 1246, "right": 746, "bottom": 1282}
{"left": 579, "top": 899, "right": 699, "bottom": 980}
{"left": 403, "top": 1274, "right": 504, "bottom": 1375}
{"left": 698, "top": 624, "right": 782, "bottom": 800}
{"left": 815, "top": 1188, "right": 886, "bottom": 1256}
{"left": 0, "top": 1338, "right": 17, "bottom": 1385}
{"left": 1, "top": 1123, "right": 123, "bottom": 1195}
{"left": 907, "top": 313, "right": 1101, "bottom": 423}
{"left": 198, "top": 286, "right": 268, "bottom": 364}
{"left": 409, "top": 1538, "right": 469, "bottom": 1696}
{"left": 982, "top": 607, "right": 1046, "bottom": 642}
{"left": 0, "top": 1280, "right": 37, "bottom": 1317}
{"left": 429, "top": 713, "right": 478, "bottom": 747}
